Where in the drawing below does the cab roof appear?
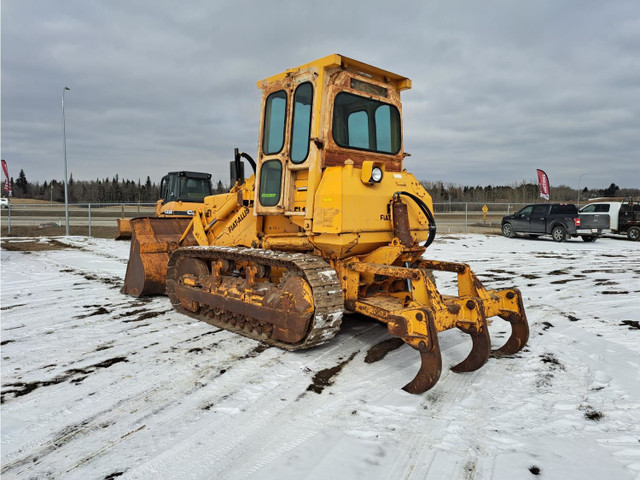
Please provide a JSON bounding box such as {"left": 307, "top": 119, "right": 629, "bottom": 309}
{"left": 257, "top": 54, "right": 411, "bottom": 92}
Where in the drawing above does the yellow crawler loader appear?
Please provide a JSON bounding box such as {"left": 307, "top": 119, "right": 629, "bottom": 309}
{"left": 115, "top": 171, "right": 213, "bottom": 240}
{"left": 122, "top": 55, "right": 528, "bottom": 393}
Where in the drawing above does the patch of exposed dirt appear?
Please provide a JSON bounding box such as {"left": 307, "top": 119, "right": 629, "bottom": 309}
{"left": 548, "top": 269, "right": 569, "bottom": 276}
{"left": 1, "top": 356, "right": 128, "bottom": 403}
{"left": 104, "top": 471, "right": 125, "bottom": 479}
{"left": 521, "top": 273, "right": 541, "bottom": 280}
{"left": 0, "top": 303, "right": 27, "bottom": 311}
{"left": 601, "top": 290, "right": 629, "bottom": 295}
{"left": 121, "top": 310, "right": 169, "bottom": 323}
{"left": 307, "top": 351, "right": 358, "bottom": 394}
{"left": 364, "top": 338, "right": 405, "bottom": 364}
{"left": 75, "top": 307, "right": 111, "bottom": 319}
{"left": 580, "top": 404, "right": 604, "bottom": 421}
{"left": 0, "top": 239, "right": 71, "bottom": 251}
{"left": 550, "top": 278, "right": 578, "bottom": 285}
{"left": 540, "top": 353, "right": 564, "bottom": 370}
{"left": 83, "top": 273, "right": 121, "bottom": 287}
{"left": 621, "top": 320, "right": 640, "bottom": 330}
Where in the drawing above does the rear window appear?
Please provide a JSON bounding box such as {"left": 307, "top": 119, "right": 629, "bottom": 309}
{"left": 581, "top": 204, "right": 610, "bottom": 213}
{"left": 550, "top": 204, "right": 577, "bottom": 215}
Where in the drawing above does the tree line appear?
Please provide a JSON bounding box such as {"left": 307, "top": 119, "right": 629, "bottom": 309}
{"left": 5, "top": 169, "right": 639, "bottom": 204}
{"left": 7, "top": 170, "right": 228, "bottom": 203}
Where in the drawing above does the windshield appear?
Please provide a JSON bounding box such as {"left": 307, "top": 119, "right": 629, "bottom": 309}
{"left": 164, "top": 175, "right": 212, "bottom": 203}
{"left": 332, "top": 92, "right": 401, "bottom": 154}
{"left": 177, "top": 177, "right": 212, "bottom": 202}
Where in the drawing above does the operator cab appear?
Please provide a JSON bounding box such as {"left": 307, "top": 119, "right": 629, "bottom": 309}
{"left": 160, "top": 171, "right": 213, "bottom": 204}
{"left": 254, "top": 54, "right": 411, "bottom": 217}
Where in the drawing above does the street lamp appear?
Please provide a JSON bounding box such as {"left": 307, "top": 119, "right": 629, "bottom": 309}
{"left": 62, "top": 87, "right": 70, "bottom": 235}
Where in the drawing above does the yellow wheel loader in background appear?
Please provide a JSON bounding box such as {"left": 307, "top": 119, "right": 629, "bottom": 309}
{"left": 122, "top": 55, "right": 529, "bottom": 393}
{"left": 115, "top": 171, "right": 213, "bottom": 240}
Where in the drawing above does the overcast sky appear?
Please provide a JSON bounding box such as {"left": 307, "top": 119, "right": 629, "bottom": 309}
{"left": 2, "top": 0, "right": 639, "bottom": 189}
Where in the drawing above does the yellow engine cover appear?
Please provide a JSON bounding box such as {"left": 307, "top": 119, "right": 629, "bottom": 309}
{"left": 311, "top": 163, "right": 433, "bottom": 258}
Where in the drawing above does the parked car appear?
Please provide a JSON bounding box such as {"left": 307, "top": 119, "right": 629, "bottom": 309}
{"left": 501, "top": 203, "right": 609, "bottom": 242}
{"left": 0, "top": 197, "right": 9, "bottom": 209}
{"left": 580, "top": 200, "right": 640, "bottom": 241}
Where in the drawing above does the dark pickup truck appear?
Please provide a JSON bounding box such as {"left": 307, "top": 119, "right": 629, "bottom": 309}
{"left": 501, "top": 203, "right": 610, "bottom": 242}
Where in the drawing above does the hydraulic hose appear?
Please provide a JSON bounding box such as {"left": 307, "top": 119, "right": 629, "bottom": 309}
{"left": 239, "top": 152, "right": 257, "bottom": 174}
{"left": 234, "top": 148, "right": 257, "bottom": 175}
{"left": 394, "top": 191, "right": 437, "bottom": 248}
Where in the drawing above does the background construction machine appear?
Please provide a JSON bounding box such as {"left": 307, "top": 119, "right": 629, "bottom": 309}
{"left": 115, "top": 171, "right": 213, "bottom": 239}
{"left": 122, "top": 54, "right": 529, "bottom": 393}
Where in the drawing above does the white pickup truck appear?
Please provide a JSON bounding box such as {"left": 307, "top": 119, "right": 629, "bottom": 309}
{"left": 579, "top": 200, "right": 640, "bottom": 241}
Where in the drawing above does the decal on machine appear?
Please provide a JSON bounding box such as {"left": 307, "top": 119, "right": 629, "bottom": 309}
{"left": 228, "top": 207, "right": 250, "bottom": 233}
{"left": 163, "top": 210, "right": 194, "bottom": 216}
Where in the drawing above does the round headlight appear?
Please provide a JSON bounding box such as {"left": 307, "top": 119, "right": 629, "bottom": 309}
{"left": 370, "top": 167, "right": 383, "bottom": 183}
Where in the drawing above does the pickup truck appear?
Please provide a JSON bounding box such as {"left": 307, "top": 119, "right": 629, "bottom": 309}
{"left": 579, "top": 200, "right": 640, "bottom": 241}
{"left": 501, "top": 203, "right": 610, "bottom": 242}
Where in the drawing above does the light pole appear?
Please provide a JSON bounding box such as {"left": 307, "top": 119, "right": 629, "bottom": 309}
{"left": 577, "top": 173, "right": 594, "bottom": 207}
{"left": 62, "top": 87, "right": 70, "bottom": 235}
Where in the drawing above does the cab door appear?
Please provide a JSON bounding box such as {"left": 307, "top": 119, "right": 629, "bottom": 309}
{"left": 255, "top": 75, "right": 316, "bottom": 219}
{"left": 256, "top": 89, "right": 288, "bottom": 214}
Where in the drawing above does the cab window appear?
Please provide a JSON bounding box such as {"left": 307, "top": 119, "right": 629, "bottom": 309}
{"left": 259, "top": 160, "right": 282, "bottom": 207}
{"left": 332, "top": 92, "right": 401, "bottom": 154}
{"left": 263, "top": 91, "right": 287, "bottom": 155}
{"left": 290, "top": 83, "right": 313, "bottom": 163}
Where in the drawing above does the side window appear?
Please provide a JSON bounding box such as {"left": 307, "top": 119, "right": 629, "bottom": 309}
{"left": 581, "top": 204, "right": 595, "bottom": 213}
{"left": 290, "top": 83, "right": 313, "bottom": 163}
{"left": 259, "top": 160, "right": 282, "bottom": 207}
{"left": 374, "top": 105, "right": 394, "bottom": 153}
{"left": 262, "top": 91, "right": 287, "bottom": 155}
{"left": 347, "top": 111, "right": 369, "bottom": 148}
{"left": 160, "top": 176, "right": 168, "bottom": 202}
{"left": 595, "top": 204, "right": 610, "bottom": 212}
{"left": 532, "top": 205, "right": 547, "bottom": 217}
{"left": 518, "top": 206, "right": 533, "bottom": 218}
{"left": 167, "top": 175, "right": 178, "bottom": 202}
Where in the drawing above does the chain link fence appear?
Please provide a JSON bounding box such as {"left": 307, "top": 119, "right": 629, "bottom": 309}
{"left": 1, "top": 201, "right": 530, "bottom": 238}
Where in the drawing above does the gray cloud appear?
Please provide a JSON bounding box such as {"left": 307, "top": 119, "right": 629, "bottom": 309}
{"left": 2, "top": 0, "right": 639, "bottom": 190}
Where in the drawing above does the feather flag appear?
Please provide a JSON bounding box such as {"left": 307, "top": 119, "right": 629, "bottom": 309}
{"left": 1, "top": 159, "right": 12, "bottom": 197}
{"left": 536, "top": 169, "right": 550, "bottom": 200}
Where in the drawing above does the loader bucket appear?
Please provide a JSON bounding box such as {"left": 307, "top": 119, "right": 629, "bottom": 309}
{"left": 121, "top": 217, "right": 196, "bottom": 297}
{"left": 115, "top": 218, "right": 133, "bottom": 240}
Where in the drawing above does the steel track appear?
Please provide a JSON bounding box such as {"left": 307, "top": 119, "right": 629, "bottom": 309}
{"left": 166, "top": 246, "right": 345, "bottom": 350}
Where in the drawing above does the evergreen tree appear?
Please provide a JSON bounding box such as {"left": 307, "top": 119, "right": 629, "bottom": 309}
{"left": 16, "top": 169, "right": 28, "bottom": 196}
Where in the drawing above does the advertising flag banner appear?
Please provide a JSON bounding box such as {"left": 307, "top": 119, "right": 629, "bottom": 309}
{"left": 536, "top": 169, "right": 550, "bottom": 200}
{"left": 1, "top": 159, "right": 12, "bottom": 197}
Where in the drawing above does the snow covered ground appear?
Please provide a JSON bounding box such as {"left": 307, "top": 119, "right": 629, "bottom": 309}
{"left": 1, "top": 234, "right": 639, "bottom": 480}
